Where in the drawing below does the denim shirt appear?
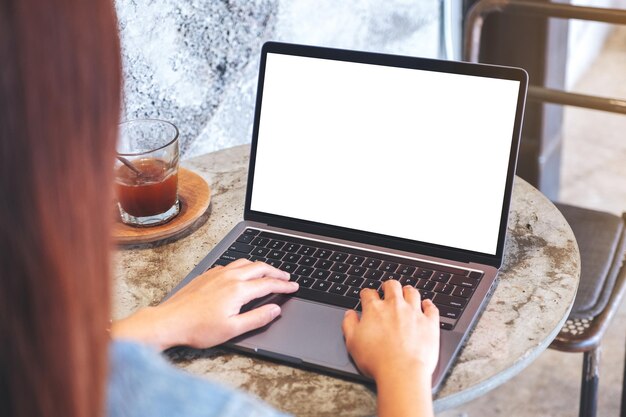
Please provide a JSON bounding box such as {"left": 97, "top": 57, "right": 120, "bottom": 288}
{"left": 107, "top": 340, "right": 291, "bottom": 417}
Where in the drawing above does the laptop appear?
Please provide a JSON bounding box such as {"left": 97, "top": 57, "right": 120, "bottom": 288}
{"left": 166, "top": 41, "right": 528, "bottom": 392}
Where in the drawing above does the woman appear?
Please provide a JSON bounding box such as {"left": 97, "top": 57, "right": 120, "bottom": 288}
{"left": 0, "top": 1, "right": 440, "bottom": 417}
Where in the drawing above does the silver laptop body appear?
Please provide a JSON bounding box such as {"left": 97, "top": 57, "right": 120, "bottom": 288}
{"left": 166, "top": 42, "right": 528, "bottom": 392}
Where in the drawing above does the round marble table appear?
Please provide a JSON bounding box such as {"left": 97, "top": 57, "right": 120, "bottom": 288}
{"left": 113, "top": 144, "right": 581, "bottom": 416}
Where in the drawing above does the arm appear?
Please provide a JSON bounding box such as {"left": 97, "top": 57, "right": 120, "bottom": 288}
{"left": 342, "top": 280, "right": 440, "bottom": 417}
{"left": 112, "top": 259, "right": 299, "bottom": 350}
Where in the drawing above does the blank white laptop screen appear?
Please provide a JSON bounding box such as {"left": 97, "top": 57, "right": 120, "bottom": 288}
{"left": 250, "top": 53, "right": 521, "bottom": 256}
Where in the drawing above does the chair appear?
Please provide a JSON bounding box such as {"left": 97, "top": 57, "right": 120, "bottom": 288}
{"left": 464, "top": 2, "right": 626, "bottom": 417}
{"left": 550, "top": 206, "right": 626, "bottom": 416}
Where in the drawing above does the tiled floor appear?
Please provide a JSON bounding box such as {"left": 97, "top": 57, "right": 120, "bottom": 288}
{"left": 438, "top": 27, "right": 626, "bottom": 417}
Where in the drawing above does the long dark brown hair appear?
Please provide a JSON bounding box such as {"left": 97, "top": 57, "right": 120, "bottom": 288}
{"left": 0, "top": 0, "right": 121, "bottom": 416}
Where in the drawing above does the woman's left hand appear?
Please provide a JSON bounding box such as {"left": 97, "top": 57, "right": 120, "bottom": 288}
{"left": 111, "top": 259, "right": 299, "bottom": 350}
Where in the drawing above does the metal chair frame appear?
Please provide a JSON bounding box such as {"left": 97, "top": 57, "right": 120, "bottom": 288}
{"left": 465, "top": 0, "right": 626, "bottom": 115}
{"left": 464, "top": 2, "right": 626, "bottom": 416}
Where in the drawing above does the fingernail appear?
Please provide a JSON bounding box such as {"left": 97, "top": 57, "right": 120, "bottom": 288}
{"left": 270, "top": 305, "right": 281, "bottom": 319}
{"left": 290, "top": 281, "right": 299, "bottom": 289}
{"left": 284, "top": 272, "right": 291, "bottom": 279}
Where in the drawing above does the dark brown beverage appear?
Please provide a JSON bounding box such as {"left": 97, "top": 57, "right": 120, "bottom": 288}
{"left": 115, "top": 158, "right": 178, "bottom": 217}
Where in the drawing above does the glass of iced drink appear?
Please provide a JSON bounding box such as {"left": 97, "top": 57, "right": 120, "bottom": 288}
{"left": 115, "top": 119, "right": 180, "bottom": 227}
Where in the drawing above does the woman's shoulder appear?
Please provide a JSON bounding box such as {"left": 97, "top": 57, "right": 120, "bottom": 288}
{"left": 108, "top": 340, "right": 289, "bottom": 417}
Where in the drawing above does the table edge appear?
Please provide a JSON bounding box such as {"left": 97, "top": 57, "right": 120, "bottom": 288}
{"left": 433, "top": 293, "right": 576, "bottom": 411}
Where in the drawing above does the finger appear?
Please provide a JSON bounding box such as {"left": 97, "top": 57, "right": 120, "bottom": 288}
{"left": 403, "top": 285, "right": 421, "bottom": 308}
{"left": 238, "top": 278, "right": 299, "bottom": 305}
{"left": 230, "top": 261, "right": 291, "bottom": 281}
{"left": 382, "top": 279, "right": 402, "bottom": 301}
{"left": 210, "top": 265, "right": 225, "bottom": 271}
{"left": 422, "top": 298, "right": 439, "bottom": 321}
{"left": 231, "top": 303, "right": 282, "bottom": 336}
{"left": 225, "top": 258, "right": 253, "bottom": 269}
{"left": 359, "top": 288, "right": 380, "bottom": 308}
{"left": 341, "top": 310, "right": 359, "bottom": 345}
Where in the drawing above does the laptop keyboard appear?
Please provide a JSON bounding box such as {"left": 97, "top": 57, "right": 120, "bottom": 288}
{"left": 211, "top": 229, "right": 484, "bottom": 331}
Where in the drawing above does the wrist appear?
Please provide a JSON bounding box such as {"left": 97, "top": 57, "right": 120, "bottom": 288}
{"left": 374, "top": 361, "right": 434, "bottom": 417}
{"left": 374, "top": 359, "right": 432, "bottom": 386}
{"left": 111, "top": 306, "right": 176, "bottom": 351}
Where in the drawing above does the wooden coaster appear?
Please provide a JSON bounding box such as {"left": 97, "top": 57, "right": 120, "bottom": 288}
{"left": 113, "top": 168, "right": 211, "bottom": 245}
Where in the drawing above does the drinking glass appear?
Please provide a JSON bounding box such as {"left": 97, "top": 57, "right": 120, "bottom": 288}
{"left": 115, "top": 119, "right": 180, "bottom": 227}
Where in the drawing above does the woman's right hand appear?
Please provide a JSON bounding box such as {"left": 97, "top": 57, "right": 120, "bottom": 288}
{"left": 342, "top": 280, "right": 440, "bottom": 417}
{"left": 342, "top": 280, "right": 440, "bottom": 379}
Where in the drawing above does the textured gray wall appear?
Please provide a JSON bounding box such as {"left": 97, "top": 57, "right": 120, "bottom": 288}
{"left": 116, "top": 0, "right": 440, "bottom": 158}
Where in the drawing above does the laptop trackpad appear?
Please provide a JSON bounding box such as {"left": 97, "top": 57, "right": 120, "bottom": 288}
{"left": 232, "top": 297, "right": 354, "bottom": 369}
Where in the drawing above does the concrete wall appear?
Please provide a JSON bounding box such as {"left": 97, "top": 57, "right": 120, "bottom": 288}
{"left": 116, "top": 0, "right": 441, "bottom": 158}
